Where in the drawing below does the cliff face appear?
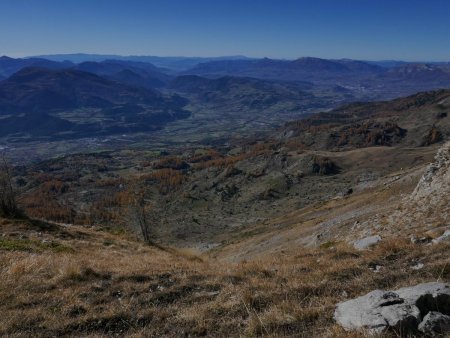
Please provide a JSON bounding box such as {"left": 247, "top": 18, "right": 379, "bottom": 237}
{"left": 392, "top": 142, "right": 449, "bottom": 231}
{"left": 411, "top": 141, "right": 450, "bottom": 193}
{"left": 412, "top": 141, "right": 450, "bottom": 224}
{"left": 412, "top": 141, "right": 450, "bottom": 200}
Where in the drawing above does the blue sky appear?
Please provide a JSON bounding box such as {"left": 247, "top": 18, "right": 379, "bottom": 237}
{"left": 1, "top": 0, "right": 450, "bottom": 61}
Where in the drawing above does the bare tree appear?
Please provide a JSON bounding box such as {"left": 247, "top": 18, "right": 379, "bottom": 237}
{"left": 0, "top": 156, "right": 21, "bottom": 218}
{"left": 128, "top": 186, "right": 152, "bottom": 243}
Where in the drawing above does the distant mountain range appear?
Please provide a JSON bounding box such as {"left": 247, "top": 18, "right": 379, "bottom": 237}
{"left": 0, "top": 67, "right": 189, "bottom": 140}
{"left": 32, "top": 53, "right": 253, "bottom": 71}
{"left": 3, "top": 55, "right": 450, "bottom": 93}
{"left": 185, "top": 57, "right": 384, "bottom": 80}
{"left": 0, "top": 56, "right": 74, "bottom": 79}
{"left": 30, "top": 53, "right": 450, "bottom": 71}
{"left": 1, "top": 54, "right": 450, "bottom": 142}
{"left": 183, "top": 57, "right": 450, "bottom": 86}
{"left": 72, "top": 60, "right": 172, "bottom": 88}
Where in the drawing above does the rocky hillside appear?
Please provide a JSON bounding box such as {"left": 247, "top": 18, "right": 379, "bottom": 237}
{"left": 280, "top": 89, "right": 450, "bottom": 149}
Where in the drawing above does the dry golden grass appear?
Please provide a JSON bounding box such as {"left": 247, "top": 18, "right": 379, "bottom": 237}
{"left": 1, "top": 217, "right": 449, "bottom": 337}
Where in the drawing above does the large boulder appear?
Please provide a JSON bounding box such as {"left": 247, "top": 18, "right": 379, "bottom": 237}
{"left": 334, "top": 282, "right": 450, "bottom": 336}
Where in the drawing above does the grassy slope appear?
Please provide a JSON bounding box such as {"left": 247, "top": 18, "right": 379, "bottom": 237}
{"left": 1, "top": 215, "right": 450, "bottom": 337}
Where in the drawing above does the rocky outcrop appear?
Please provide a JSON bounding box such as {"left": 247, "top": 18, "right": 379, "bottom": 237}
{"left": 409, "top": 141, "right": 450, "bottom": 228}
{"left": 312, "top": 156, "right": 340, "bottom": 175}
{"left": 421, "top": 127, "right": 444, "bottom": 146}
{"left": 389, "top": 141, "right": 449, "bottom": 230}
{"left": 334, "top": 282, "right": 450, "bottom": 336}
{"left": 330, "top": 121, "right": 407, "bottom": 148}
{"left": 413, "top": 141, "right": 450, "bottom": 199}
{"left": 353, "top": 235, "right": 382, "bottom": 250}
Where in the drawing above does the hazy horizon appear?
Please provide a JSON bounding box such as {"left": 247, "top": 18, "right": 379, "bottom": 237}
{"left": 1, "top": 0, "right": 450, "bottom": 61}
{"left": 0, "top": 52, "right": 448, "bottom": 64}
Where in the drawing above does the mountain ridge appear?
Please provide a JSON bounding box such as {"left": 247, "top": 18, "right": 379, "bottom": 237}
{"left": 0, "top": 67, "right": 190, "bottom": 139}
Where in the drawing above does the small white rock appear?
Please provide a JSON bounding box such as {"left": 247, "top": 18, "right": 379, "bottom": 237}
{"left": 432, "top": 230, "right": 450, "bottom": 244}
{"left": 354, "top": 235, "right": 382, "bottom": 250}
{"left": 411, "top": 263, "right": 424, "bottom": 270}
